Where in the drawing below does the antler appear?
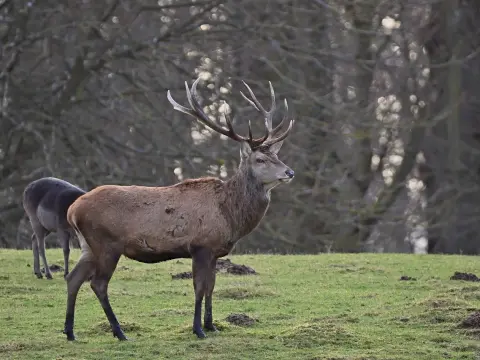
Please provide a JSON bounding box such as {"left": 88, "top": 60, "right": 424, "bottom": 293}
{"left": 167, "top": 78, "right": 268, "bottom": 148}
{"left": 240, "top": 81, "right": 294, "bottom": 147}
{"left": 167, "top": 77, "right": 294, "bottom": 149}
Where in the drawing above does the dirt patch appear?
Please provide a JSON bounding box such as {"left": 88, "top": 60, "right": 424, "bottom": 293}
{"left": 399, "top": 275, "right": 417, "bottom": 281}
{"left": 41, "top": 264, "right": 63, "bottom": 273}
{"left": 171, "top": 258, "right": 257, "bottom": 280}
{"left": 217, "top": 258, "right": 257, "bottom": 275}
{"left": 225, "top": 313, "right": 257, "bottom": 327}
{"left": 450, "top": 272, "right": 480, "bottom": 282}
{"left": 171, "top": 271, "right": 192, "bottom": 280}
{"left": 90, "top": 320, "right": 148, "bottom": 334}
{"left": 460, "top": 312, "right": 480, "bottom": 328}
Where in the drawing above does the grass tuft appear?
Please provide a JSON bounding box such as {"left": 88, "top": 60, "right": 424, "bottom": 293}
{"left": 279, "top": 322, "right": 355, "bottom": 348}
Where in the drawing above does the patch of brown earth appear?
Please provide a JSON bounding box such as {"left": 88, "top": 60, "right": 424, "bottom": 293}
{"left": 171, "top": 271, "right": 193, "bottom": 280}
{"left": 225, "top": 313, "right": 257, "bottom": 326}
{"left": 217, "top": 258, "right": 257, "bottom": 275}
{"left": 171, "top": 258, "right": 257, "bottom": 280}
{"left": 460, "top": 312, "right": 480, "bottom": 328}
{"left": 91, "top": 320, "right": 147, "bottom": 334}
{"left": 41, "top": 264, "right": 63, "bottom": 273}
{"left": 450, "top": 272, "right": 479, "bottom": 282}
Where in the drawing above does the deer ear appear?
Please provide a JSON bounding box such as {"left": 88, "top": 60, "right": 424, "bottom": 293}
{"left": 268, "top": 140, "right": 284, "bottom": 155}
{"left": 240, "top": 142, "right": 252, "bottom": 159}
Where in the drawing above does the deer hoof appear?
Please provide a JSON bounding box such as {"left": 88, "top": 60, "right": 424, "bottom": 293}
{"left": 193, "top": 326, "right": 207, "bottom": 339}
{"left": 204, "top": 324, "right": 219, "bottom": 332}
{"left": 45, "top": 273, "right": 53, "bottom": 280}
{"left": 63, "top": 330, "right": 76, "bottom": 341}
{"left": 35, "top": 273, "right": 43, "bottom": 279}
{"left": 114, "top": 330, "right": 128, "bottom": 341}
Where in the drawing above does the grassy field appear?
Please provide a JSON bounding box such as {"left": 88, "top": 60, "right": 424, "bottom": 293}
{"left": 0, "top": 250, "right": 479, "bottom": 360}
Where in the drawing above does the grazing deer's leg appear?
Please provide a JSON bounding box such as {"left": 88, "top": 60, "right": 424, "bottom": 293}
{"left": 191, "top": 246, "right": 215, "bottom": 339}
{"left": 64, "top": 252, "right": 95, "bottom": 341}
{"left": 57, "top": 229, "right": 71, "bottom": 278}
{"left": 38, "top": 240, "right": 53, "bottom": 280}
{"left": 30, "top": 221, "right": 51, "bottom": 279}
{"left": 31, "top": 233, "right": 42, "bottom": 279}
{"left": 90, "top": 253, "right": 127, "bottom": 341}
{"left": 204, "top": 257, "right": 218, "bottom": 332}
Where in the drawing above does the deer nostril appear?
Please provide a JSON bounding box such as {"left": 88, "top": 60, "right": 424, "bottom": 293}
{"left": 285, "top": 169, "right": 295, "bottom": 178}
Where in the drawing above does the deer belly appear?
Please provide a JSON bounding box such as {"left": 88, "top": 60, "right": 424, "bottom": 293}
{"left": 36, "top": 206, "right": 59, "bottom": 232}
{"left": 123, "top": 238, "right": 191, "bottom": 263}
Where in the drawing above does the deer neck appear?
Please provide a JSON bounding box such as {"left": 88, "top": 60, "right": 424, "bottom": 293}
{"left": 222, "top": 166, "right": 271, "bottom": 243}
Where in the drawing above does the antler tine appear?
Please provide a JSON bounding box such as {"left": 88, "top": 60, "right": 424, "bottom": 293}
{"left": 248, "top": 120, "right": 253, "bottom": 142}
{"left": 266, "top": 81, "right": 276, "bottom": 130}
{"left": 222, "top": 112, "right": 246, "bottom": 142}
{"left": 262, "top": 99, "right": 294, "bottom": 147}
{"left": 263, "top": 119, "right": 295, "bottom": 147}
{"left": 240, "top": 81, "right": 276, "bottom": 132}
{"left": 270, "top": 98, "right": 289, "bottom": 137}
{"left": 167, "top": 88, "right": 196, "bottom": 118}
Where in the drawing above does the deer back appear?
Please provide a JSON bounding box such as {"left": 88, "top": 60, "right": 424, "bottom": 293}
{"left": 23, "top": 177, "right": 86, "bottom": 231}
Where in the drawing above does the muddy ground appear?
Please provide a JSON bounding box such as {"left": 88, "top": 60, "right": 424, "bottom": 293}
{"left": 399, "top": 275, "right": 417, "bottom": 281}
{"left": 225, "top": 313, "right": 257, "bottom": 326}
{"left": 171, "top": 258, "right": 257, "bottom": 280}
{"left": 40, "top": 264, "right": 63, "bottom": 273}
{"left": 460, "top": 312, "right": 480, "bottom": 328}
{"left": 450, "top": 272, "right": 480, "bottom": 282}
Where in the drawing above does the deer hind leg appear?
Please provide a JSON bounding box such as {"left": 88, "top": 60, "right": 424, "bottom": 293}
{"left": 57, "top": 229, "right": 71, "bottom": 278}
{"left": 204, "top": 257, "right": 218, "bottom": 332}
{"left": 191, "top": 246, "right": 216, "bottom": 338}
{"left": 30, "top": 220, "right": 51, "bottom": 279}
{"left": 63, "top": 249, "right": 95, "bottom": 341}
{"left": 31, "top": 233, "right": 42, "bottom": 279}
{"left": 90, "top": 253, "right": 126, "bottom": 341}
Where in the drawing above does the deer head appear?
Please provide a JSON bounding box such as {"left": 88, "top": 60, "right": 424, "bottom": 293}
{"left": 167, "top": 78, "right": 295, "bottom": 191}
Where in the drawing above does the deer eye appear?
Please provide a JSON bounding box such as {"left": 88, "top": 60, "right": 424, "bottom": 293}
{"left": 256, "top": 158, "right": 266, "bottom": 164}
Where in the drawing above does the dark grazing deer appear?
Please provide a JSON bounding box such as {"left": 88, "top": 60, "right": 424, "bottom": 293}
{"left": 62, "top": 77, "right": 295, "bottom": 341}
{"left": 23, "top": 177, "right": 86, "bottom": 279}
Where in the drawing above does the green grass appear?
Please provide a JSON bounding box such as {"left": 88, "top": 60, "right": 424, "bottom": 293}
{"left": 0, "top": 250, "right": 479, "bottom": 360}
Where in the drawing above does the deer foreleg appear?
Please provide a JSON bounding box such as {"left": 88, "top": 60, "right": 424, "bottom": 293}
{"left": 191, "top": 246, "right": 216, "bottom": 338}
{"left": 31, "top": 233, "right": 42, "bottom": 279}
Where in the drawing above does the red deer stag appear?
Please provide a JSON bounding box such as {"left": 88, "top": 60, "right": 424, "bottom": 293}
{"left": 63, "top": 78, "right": 295, "bottom": 341}
{"left": 23, "top": 177, "right": 86, "bottom": 279}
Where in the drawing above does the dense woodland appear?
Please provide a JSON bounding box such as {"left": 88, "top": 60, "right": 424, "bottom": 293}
{"left": 1, "top": 0, "right": 480, "bottom": 254}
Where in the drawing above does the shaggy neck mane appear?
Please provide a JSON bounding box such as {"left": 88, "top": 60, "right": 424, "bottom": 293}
{"left": 222, "top": 163, "right": 270, "bottom": 242}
